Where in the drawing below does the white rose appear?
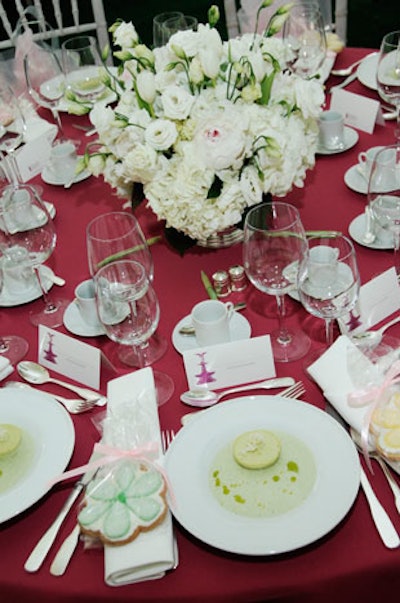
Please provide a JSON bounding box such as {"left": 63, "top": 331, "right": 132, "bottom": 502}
{"left": 136, "top": 71, "right": 156, "bottom": 104}
{"left": 161, "top": 85, "right": 194, "bottom": 120}
{"left": 194, "top": 113, "right": 246, "bottom": 171}
{"left": 123, "top": 144, "right": 159, "bottom": 184}
{"left": 145, "top": 119, "right": 178, "bottom": 151}
{"left": 113, "top": 22, "right": 138, "bottom": 49}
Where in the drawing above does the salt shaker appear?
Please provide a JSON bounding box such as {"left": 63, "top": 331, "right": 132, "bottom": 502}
{"left": 228, "top": 264, "right": 247, "bottom": 292}
{"left": 212, "top": 270, "right": 231, "bottom": 297}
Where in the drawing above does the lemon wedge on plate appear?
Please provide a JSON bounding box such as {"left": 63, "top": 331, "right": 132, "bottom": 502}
{"left": 233, "top": 430, "right": 281, "bottom": 469}
{"left": 0, "top": 424, "right": 22, "bottom": 457}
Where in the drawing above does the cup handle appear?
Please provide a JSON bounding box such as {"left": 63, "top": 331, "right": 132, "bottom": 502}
{"left": 225, "top": 301, "right": 235, "bottom": 320}
{"left": 358, "top": 153, "right": 367, "bottom": 164}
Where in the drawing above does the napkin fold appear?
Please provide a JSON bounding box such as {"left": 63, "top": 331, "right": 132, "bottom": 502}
{"left": 307, "top": 335, "right": 374, "bottom": 433}
{"left": 103, "top": 367, "right": 176, "bottom": 586}
{"left": 0, "top": 356, "right": 13, "bottom": 381}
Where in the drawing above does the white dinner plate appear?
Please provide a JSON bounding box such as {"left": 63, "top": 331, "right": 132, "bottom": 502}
{"left": 165, "top": 395, "right": 360, "bottom": 555}
{"left": 0, "top": 389, "right": 75, "bottom": 523}
{"left": 316, "top": 126, "right": 359, "bottom": 155}
{"left": 357, "top": 53, "right": 378, "bottom": 90}
{"left": 172, "top": 312, "right": 251, "bottom": 354}
{"left": 0, "top": 264, "right": 54, "bottom": 307}
{"left": 348, "top": 213, "right": 393, "bottom": 250}
{"left": 41, "top": 157, "right": 91, "bottom": 186}
{"left": 63, "top": 300, "right": 106, "bottom": 337}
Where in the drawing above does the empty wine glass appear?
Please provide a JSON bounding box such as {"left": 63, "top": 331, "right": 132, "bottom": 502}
{"left": 376, "top": 30, "right": 400, "bottom": 144}
{"left": 297, "top": 234, "right": 360, "bottom": 361}
{"left": 94, "top": 259, "right": 174, "bottom": 406}
{"left": 24, "top": 46, "right": 66, "bottom": 140}
{"left": 153, "top": 11, "right": 184, "bottom": 46}
{"left": 0, "top": 265, "right": 29, "bottom": 364}
{"left": 243, "top": 201, "right": 310, "bottom": 362}
{"left": 368, "top": 144, "right": 400, "bottom": 275}
{"left": 62, "top": 35, "right": 107, "bottom": 103}
{"left": 282, "top": 4, "right": 327, "bottom": 79}
{"left": 0, "top": 184, "right": 68, "bottom": 327}
{"left": 86, "top": 211, "right": 166, "bottom": 363}
{"left": 0, "top": 86, "right": 27, "bottom": 184}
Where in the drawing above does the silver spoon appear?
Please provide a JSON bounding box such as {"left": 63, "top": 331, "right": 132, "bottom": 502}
{"left": 350, "top": 428, "right": 400, "bottom": 514}
{"left": 17, "top": 361, "right": 102, "bottom": 402}
{"left": 330, "top": 52, "right": 377, "bottom": 77}
{"left": 351, "top": 315, "right": 400, "bottom": 345}
{"left": 180, "top": 376, "right": 295, "bottom": 407}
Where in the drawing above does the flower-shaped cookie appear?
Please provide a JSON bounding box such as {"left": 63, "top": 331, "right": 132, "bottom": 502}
{"left": 78, "top": 459, "right": 167, "bottom": 545}
{"left": 371, "top": 391, "right": 400, "bottom": 461}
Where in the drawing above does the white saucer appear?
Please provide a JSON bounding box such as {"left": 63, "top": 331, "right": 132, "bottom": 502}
{"left": 172, "top": 312, "right": 252, "bottom": 355}
{"left": 344, "top": 164, "right": 368, "bottom": 194}
{"left": 348, "top": 213, "right": 393, "bottom": 250}
{"left": 357, "top": 53, "right": 378, "bottom": 90}
{"left": 63, "top": 300, "right": 106, "bottom": 337}
{"left": 317, "top": 126, "right": 359, "bottom": 155}
{"left": 0, "top": 265, "right": 54, "bottom": 307}
{"left": 41, "top": 157, "right": 91, "bottom": 186}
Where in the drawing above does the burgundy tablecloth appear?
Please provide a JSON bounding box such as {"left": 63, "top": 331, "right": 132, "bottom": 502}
{"left": 1, "top": 47, "right": 400, "bottom": 603}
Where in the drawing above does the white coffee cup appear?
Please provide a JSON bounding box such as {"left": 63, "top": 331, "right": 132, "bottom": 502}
{"left": 75, "top": 279, "right": 101, "bottom": 326}
{"left": 318, "top": 110, "right": 345, "bottom": 150}
{"left": 358, "top": 146, "right": 384, "bottom": 180}
{"left": 49, "top": 141, "right": 77, "bottom": 183}
{"left": 191, "top": 300, "right": 234, "bottom": 346}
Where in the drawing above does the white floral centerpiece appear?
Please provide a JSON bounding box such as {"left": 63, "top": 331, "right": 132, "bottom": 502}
{"left": 80, "top": 2, "right": 325, "bottom": 250}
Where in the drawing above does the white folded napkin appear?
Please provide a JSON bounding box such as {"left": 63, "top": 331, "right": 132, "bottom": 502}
{"left": 307, "top": 335, "right": 373, "bottom": 433}
{"left": 103, "top": 367, "right": 175, "bottom": 586}
{"left": 0, "top": 356, "right": 13, "bottom": 381}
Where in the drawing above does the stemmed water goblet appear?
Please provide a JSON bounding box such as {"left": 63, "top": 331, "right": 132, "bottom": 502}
{"left": 0, "top": 264, "right": 29, "bottom": 364}
{"left": 297, "top": 234, "right": 360, "bottom": 364}
{"left": 282, "top": 3, "right": 327, "bottom": 79}
{"left": 0, "top": 184, "right": 68, "bottom": 327}
{"left": 94, "top": 259, "right": 174, "bottom": 406}
{"left": 61, "top": 35, "right": 107, "bottom": 103}
{"left": 243, "top": 201, "right": 310, "bottom": 363}
{"left": 367, "top": 144, "right": 400, "bottom": 275}
{"left": 86, "top": 211, "right": 167, "bottom": 363}
{"left": 376, "top": 31, "right": 400, "bottom": 144}
{"left": 0, "top": 85, "right": 27, "bottom": 185}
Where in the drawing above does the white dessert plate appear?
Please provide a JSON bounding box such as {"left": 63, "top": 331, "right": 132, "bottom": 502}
{"left": 63, "top": 300, "right": 106, "bottom": 337}
{"left": 41, "top": 157, "right": 91, "bottom": 186}
{"left": 357, "top": 53, "right": 378, "bottom": 90}
{"left": 317, "top": 126, "right": 359, "bottom": 155}
{"left": 0, "top": 264, "right": 54, "bottom": 307}
{"left": 348, "top": 213, "right": 393, "bottom": 250}
{"left": 172, "top": 312, "right": 251, "bottom": 354}
{"left": 0, "top": 389, "right": 75, "bottom": 523}
{"left": 165, "top": 395, "right": 360, "bottom": 555}
{"left": 344, "top": 164, "right": 368, "bottom": 194}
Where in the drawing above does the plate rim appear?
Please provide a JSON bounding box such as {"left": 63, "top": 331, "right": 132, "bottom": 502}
{"left": 357, "top": 53, "right": 378, "bottom": 90}
{"left": 165, "top": 395, "right": 360, "bottom": 555}
{"left": 0, "top": 389, "right": 75, "bottom": 523}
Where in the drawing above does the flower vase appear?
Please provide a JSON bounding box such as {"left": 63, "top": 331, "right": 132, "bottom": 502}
{"left": 196, "top": 226, "right": 244, "bottom": 248}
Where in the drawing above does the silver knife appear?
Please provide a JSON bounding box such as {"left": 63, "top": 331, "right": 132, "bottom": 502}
{"left": 24, "top": 467, "right": 94, "bottom": 573}
{"left": 50, "top": 523, "right": 81, "bottom": 576}
{"left": 328, "top": 71, "right": 357, "bottom": 94}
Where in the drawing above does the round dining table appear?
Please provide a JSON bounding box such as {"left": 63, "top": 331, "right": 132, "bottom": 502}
{"left": 1, "top": 46, "right": 400, "bottom": 603}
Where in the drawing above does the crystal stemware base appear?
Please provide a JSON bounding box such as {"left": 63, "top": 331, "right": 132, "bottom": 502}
{"left": 271, "top": 328, "right": 311, "bottom": 363}
{"left": 0, "top": 335, "right": 29, "bottom": 364}
{"left": 29, "top": 297, "right": 69, "bottom": 328}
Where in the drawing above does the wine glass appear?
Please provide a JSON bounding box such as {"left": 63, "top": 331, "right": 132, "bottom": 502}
{"left": 243, "top": 201, "right": 310, "bottom": 362}
{"left": 376, "top": 30, "right": 400, "bottom": 144}
{"left": 94, "top": 259, "right": 174, "bottom": 406}
{"left": 153, "top": 11, "right": 184, "bottom": 47}
{"left": 86, "top": 211, "right": 166, "bottom": 363}
{"left": 61, "top": 35, "right": 107, "bottom": 103}
{"left": 0, "top": 184, "right": 68, "bottom": 327}
{"left": 0, "top": 264, "right": 29, "bottom": 364}
{"left": 297, "top": 234, "right": 360, "bottom": 361}
{"left": 24, "top": 46, "right": 66, "bottom": 141}
{"left": 282, "top": 4, "right": 327, "bottom": 79}
{"left": 367, "top": 144, "right": 400, "bottom": 275}
{"left": 0, "top": 86, "right": 27, "bottom": 185}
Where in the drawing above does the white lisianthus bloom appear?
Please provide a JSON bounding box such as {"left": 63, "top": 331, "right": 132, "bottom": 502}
{"left": 194, "top": 113, "right": 246, "bottom": 171}
{"left": 188, "top": 56, "right": 204, "bottom": 85}
{"left": 122, "top": 144, "right": 159, "bottom": 184}
{"left": 240, "top": 165, "right": 263, "bottom": 205}
{"left": 198, "top": 48, "right": 220, "bottom": 79}
{"left": 86, "top": 154, "right": 106, "bottom": 177}
{"left": 89, "top": 103, "right": 115, "bottom": 131}
{"left": 136, "top": 71, "right": 156, "bottom": 104}
{"left": 161, "top": 85, "right": 194, "bottom": 120}
{"left": 113, "top": 22, "right": 138, "bottom": 49}
{"left": 145, "top": 119, "right": 178, "bottom": 151}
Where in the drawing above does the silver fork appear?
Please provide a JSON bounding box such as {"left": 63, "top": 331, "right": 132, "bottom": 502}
{"left": 3, "top": 381, "right": 98, "bottom": 414}
{"left": 161, "top": 429, "right": 175, "bottom": 453}
{"left": 181, "top": 381, "right": 305, "bottom": 425}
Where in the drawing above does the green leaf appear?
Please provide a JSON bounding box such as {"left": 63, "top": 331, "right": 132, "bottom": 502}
{"left": 259, "top": 71, "right": 275, "bottom": 105}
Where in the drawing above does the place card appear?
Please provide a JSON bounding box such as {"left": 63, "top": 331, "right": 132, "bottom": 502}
{"left": 182, "top": 334, "right": 276, "bottom": 390}
{"left": 340, "top": 267, "right": 400, "bottom": 334}
{"left": 38, "top": 325, "right": 101, "bottom": 389}
{"left": 330, "top": 89, "right": 384, "bottom": 134}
